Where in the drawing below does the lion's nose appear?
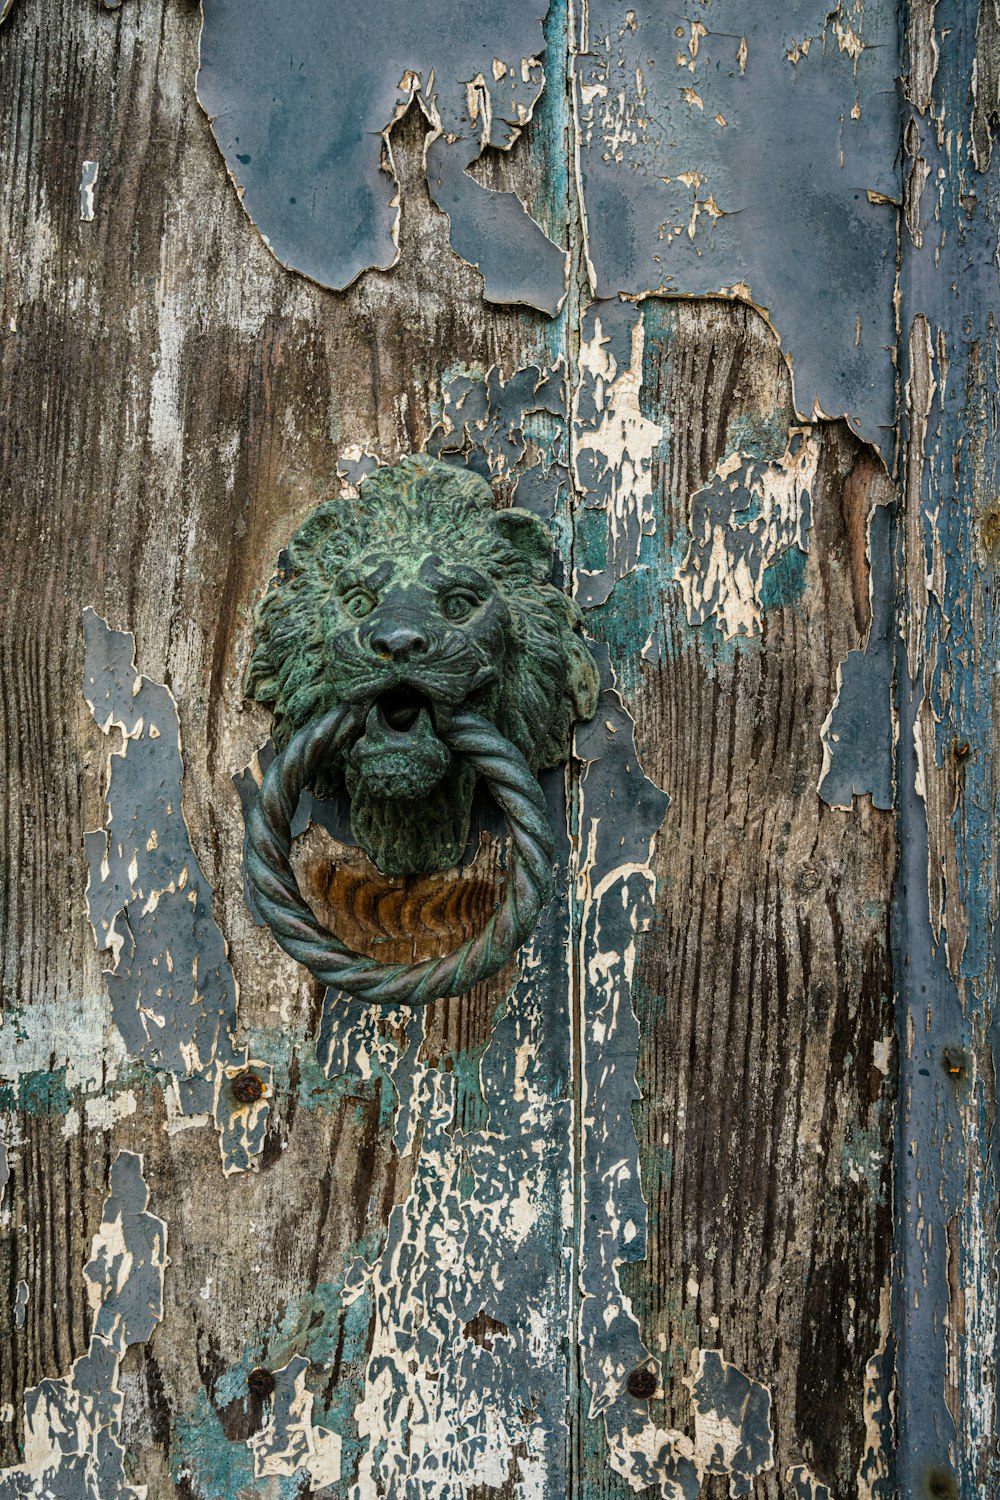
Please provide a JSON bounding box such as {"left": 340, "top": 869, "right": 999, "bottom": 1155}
{"left": 370, "top": 623, "right": 429, "bottom": 660}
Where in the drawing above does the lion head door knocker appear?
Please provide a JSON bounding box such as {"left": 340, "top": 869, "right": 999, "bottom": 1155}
{"left": 243, "top": 454, "right": 600, "bottom": 1006}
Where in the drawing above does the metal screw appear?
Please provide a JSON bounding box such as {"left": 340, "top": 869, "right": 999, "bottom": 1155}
{"left": 247, "top": 1367, "right": 275, "bottom": 1399}
{"left": 626, "top": 1367, "right": 657, "bottom": 1399}
{"left": 231, "top": 1070, "right": 266, "bottom": 1105}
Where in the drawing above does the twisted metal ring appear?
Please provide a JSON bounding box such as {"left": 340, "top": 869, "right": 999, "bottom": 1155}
{"left": 244, "top": 706, "right": 555, "bottom": 1005}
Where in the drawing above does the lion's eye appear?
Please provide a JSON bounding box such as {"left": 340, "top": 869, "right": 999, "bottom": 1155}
{"left": 440, "top": 590, "right": 479, "bottom": 623}
{"left": 344, "top": 590, "right": 376, "bottom": 619}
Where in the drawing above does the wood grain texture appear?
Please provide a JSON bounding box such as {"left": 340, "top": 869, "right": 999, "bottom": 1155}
{"left": 0, "top": 0, "right": 556, "bottom": 1484}
{"left": 612, "top": 301, "right": 896, "bottom": 1496}
{"left": 0, "top": 1, "right": 902, "bottom": 1496}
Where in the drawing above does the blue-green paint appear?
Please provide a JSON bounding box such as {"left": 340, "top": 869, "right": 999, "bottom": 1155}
{"left": 759, "top": 544, "right": 808, "bottom": 613}
{"left": 893, "top": 3, "right": 1000, "bottom": 1493}
{"left": 0, "top": 1066, "right": 68, "bottom": 1116}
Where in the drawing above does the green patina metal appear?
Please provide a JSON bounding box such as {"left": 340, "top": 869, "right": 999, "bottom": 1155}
{"left": 244, "top": 454, "right": 599, "bottom": 1002}
{"left": 247, "top": 454, "right": 598, "bottom": 875}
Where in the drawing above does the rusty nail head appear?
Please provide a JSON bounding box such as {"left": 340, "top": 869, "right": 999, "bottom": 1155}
{"left": 942, "top": 1046, "right": 967, "bottom": 1079}
{"left": 248, "top": 1367, "right": 275, "bottom": 1398}
{"left": 231, "top": 1070, "right": 265, "bottom": 1105}
{"left": 627, "top": 1367, "right": 657, "bottom": 1399}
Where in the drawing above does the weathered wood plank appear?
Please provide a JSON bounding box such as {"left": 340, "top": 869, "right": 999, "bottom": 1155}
{"left": 1, "top": 0, "right": 993, "bottom": 1495}
{"left": 895, "top": 3, "right": 1000, "bottom": 1493}
{"left": 574, "top": 298, "right": 896, "bottom": 1497}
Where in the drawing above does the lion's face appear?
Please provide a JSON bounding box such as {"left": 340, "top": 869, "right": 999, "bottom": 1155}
{"left": 246, "top": 456, "right": 599, "bottom": 875}
{"left": 327, "top": 549, "right": 511, "bottom": 804}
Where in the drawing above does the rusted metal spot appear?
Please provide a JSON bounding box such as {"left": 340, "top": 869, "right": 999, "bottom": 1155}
{"left": 625, "top": 1367, "right": 657, "bottom": 1399}
{"left": 247, "top": 1368, "right": 276, "bottom": 1399}
{"left": 230, "top": 1070, "right": 267, "bottom": 1106}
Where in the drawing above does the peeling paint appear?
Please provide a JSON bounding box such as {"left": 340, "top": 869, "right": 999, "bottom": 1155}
{"left": 572, "top": 301, "right": 664, "bottom": 608}
{"left": 572, "top": 2, "right": 900, "bottom": 457}
{"left": 196, "top": 1, "right": 568, "bottom": 313}
{"left": 684, "top": 1350, "right": 773, "bottom": 1497}
{"left": 787, "top": 1463, "right": 832, "bottom": 1500}
{"left": 572, "top": 660, "right": 696, "bottom": 1497}
{"left": 248, "top": 1355, "right": 342, "bottom": 1488}
{"left": 12, "top": 1282, "right": 27, "bottom": 1332}
{"left": 818, "top": 499, "right": 897, "bottom": 810}
{"left": 428, "top": 360, "right": 566, "bottom": 487}
{"left": 0, "top": 991, "right": 126, "bottom": 1104}
{"left": 79, "top": 160, "right": 98, "bottom": 222}
{"left": 680, "top": 427, "right": 817, "bottom": 640}
{"left": 62, "top": 1089, "right": 140, "bottom": 1140}
{"left": 82, "top": 609, "right": 267, "bottom": 1174}
{"left": 857, "top": 1282, "right": 894, "bottom": 1500}
{"left": 0, "top": 1152, "right": 165, "bottom": 1500}
{"left": 341, "top": 963, "right": 573, "bottom": 1498}
{"left": 894, "top": 1, "right": 1000, "bottom": 1489}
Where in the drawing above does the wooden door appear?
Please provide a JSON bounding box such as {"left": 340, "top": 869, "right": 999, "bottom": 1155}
{"left": 0, "top": 2, "right": 996, "bottom": 1496}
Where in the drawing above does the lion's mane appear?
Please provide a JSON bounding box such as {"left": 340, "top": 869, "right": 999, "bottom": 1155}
{"left": 246, "top": 455, "right": 599, "bottom": 785}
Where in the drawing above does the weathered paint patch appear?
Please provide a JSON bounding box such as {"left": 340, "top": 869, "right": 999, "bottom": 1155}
{"left": 572, "top": 301, "right": 665, "bottom": 608}
{"left": 341, "top": 938, "right": 574, "bottom": 1498}
{"left": 82, "top": 609, "right": 267, "bottom": 1174}
{"left": 79, "top": 160, "right": 98, "bottom": 222}
{"left": 684, "top": 1350, "right": 773, "bottom": 1497}
{"left": 196, "top": 1, "right": 567, "bottom": 313}
{"left": 572, "top": 2, "right": 900, "bottom": 458}
{"left": 818, "top": 500, "right": 896, "bottom": 810}
{"left": 83, "top": 1151, "right": 167, "bottom": 1351}
{"left": 0, "top": 991, "right": 126, "bottom": 1106}
{"left": 679, "top": 427, "right": 818, "bottom": 640}
{"left": 335, "top": 444, "right": 381, "bottom": 497}
{"left": 572, "top": 659, "right": 701, "bottom": 1497}
{"left": 63, "top": 1088, "right": 140, "bottom": 1140}
{"left": 12, "top": 1282, "right": 27, "bottom": 1332}
{"left": 856, "top": 1281, "right": 893, "bottom": 1500}
{"left": 429, "top": 360, "right": 566, "bottom": 486}
{"left": 0, "top": 1151, "right": 165, "bottom": 1500}
{"left": 894, "top": 1, "right": 1000, "bottom": 1489}
{"left": 787, "top": 1463, "right": 832, "bottom": 1500}
{"left": 248, "top": 1354, "right": 342, "bottom": 1488}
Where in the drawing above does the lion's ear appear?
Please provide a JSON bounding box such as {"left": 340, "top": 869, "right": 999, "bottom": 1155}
{"left": 493, "top": 508, "right": 553, "bottom": 582}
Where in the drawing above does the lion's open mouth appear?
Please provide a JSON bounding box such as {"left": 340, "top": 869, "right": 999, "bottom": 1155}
{"left": 373, "top": 687, "right": 435, "bottom": 734}
{"left": 352, "top": 687, "right": 452, "bottom": 802}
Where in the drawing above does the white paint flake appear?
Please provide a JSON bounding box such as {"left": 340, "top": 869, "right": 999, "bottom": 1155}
{"left": 249, "top": 1354, "right": 342, "bottom": 1488}
{"left": 79, "top": 160, "right": 99, "bottom": 222}
{"left": 856, "top": 1280, "right": 893, "bottom": 1499}
{"left": 0, "top": 1152, "right": 166, "bottom": 1500}
{"left": 680, "top": 428, "right": 818, "bottom": 639}
{"left": 573, "top": 305, "right": 664, "bottom": 607}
